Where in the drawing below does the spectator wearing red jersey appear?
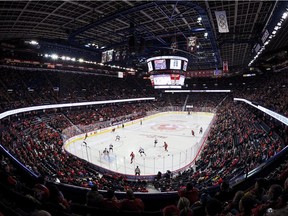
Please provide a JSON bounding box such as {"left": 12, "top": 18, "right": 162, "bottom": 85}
{"left": 121, "top": 189, "right": 144, "bottom": 212}
{"left": 178, "top": 182, "right": 200, "bottom": 205}
{"left": 101, "top": 189, "right": 121, "bottom": 210}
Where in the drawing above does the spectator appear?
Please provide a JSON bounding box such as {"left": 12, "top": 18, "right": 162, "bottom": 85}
{"left": 223, "top": 190, "right": 244, "bottom": 215}
{"left": 178, "top": 182, "right": 200, "bottom": 205}
{"left": 30, "top": 210, "right": 52, "bottom": 216}
{"left": 238, "top": 194, "right": 256, "bottom": 216}
{"left": 162, "top": 205, "right": 180, "bottom": 216}
{"left": 26, "top": 184, "right": 50, "bottom": 207}
{"left": 48, "top": 184, "right": 71, "bottom": 210}
{"left": 0, "top": 162, "right": 18, "bottom": 188}
{"left": 177, "top": 197, "right": 193, "bottom": 216}
{"left": 85, "top": 184, "right": 104, "bottom": 207}
{"left": 101, "top": 189, "right": 121, "bottom": 210}
{"left": 254, "top": 184, "right": 283, "bottom": 215}
{"left": 121, "top": 189, "right": 144, "bottom": 212}
{"left": 205, "top": 198, "right": 222, "bottom": 216}
{"left": 214, "top": 181, "right": 233, "bottom": 202}
{"left": 247, "top": 178, "right": 269, "bottom": 204}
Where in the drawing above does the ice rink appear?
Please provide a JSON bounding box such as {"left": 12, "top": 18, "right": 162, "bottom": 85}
{"left": 64, "top": 112, "right": 215, "bottom": 177}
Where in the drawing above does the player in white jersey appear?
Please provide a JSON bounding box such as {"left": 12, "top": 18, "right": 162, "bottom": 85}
{"left": 154, "top": 138, "right": 158, "bottom": 147}
{"left": 115, "top": 134, "right": 120, "bottom": 141}
{"left": 138, "top": 147, "right": 146, "bottom": 156}
{"left": 199, "top": 127, "right": 203, "bottom": 134}
{"left": 103, "top": 148, "right": 109, "bottom": 159}
{"left": 109, "top": 144, "right": 113, "bottom": 152}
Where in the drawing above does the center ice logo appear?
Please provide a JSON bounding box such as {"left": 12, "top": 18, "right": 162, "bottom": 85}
{"left": 152, "top": 124, "right": 185, "bottom": 131}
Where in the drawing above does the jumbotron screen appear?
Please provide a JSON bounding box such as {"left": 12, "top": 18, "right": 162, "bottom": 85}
{"left": 147, "top": 56, "right": 188, "bottom": 89}
{"left": 146, "top": 56, "right": 188, "bottom": 72}
{"left": 150, "top": 74, "right": 185, "bottom": 89}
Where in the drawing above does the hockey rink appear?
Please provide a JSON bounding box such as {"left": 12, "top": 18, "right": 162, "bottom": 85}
{"left": 64, "top": 112, "right": 215, "bottom": 177}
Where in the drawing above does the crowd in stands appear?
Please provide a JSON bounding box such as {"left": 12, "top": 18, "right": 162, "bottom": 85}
{"left": 0, "top": 66, "right": 288, "bottom": 216}
{"left": 0, "top": 67, "right": 154, "bottom": 113}
{"left": 153, "top": 100, "right": 286, "bottom": 192}
{"left": 1, "top": 102, "right": 156, "bottom": 191}
{"left": 233, "top": 71, "right": 288, "bottom": 117}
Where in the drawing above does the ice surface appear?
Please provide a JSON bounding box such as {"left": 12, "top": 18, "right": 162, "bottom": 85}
{"left": 65, "top": 112, "right": 214, "bottom": 176}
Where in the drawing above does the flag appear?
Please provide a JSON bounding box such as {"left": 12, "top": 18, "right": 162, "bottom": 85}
{"left": 223, "top": 61, "right": 228, "bottom": 73}
{"left": 215, "top": 11, "right": 229, "bottom": 33}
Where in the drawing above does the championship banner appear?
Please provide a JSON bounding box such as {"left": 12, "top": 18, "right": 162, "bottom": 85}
{"left": 187, "top": 36, "right": 197, "bottom": 52}
{"left": 215, "top": 11, "right": 229, "bottom": 33}
{"left": 115, "top": 51, "right": 120, "bottom": 61}
{"left": 171, "top": 37, "right": 178, "bottom": 53}
{"left": 121, "top": 50, "right": 126, "bottom": 60}
{"left": 223, "top": 61, "right": 228, "bottom": 73}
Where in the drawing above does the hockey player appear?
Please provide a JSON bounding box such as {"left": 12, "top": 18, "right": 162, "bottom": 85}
{"left": 103, "top": 148, "right": 109, "bottom": 159}
{"left": 199, "top": 127, "right": 203, "bottom": 134}
{"left": 135, "top": 166, "right": 141, "bottom": 176}
{"left": 115, "top": 134, "right": 120, "bottom": 141}
{"left": 109, "top": 144, "right": 113, "bottom": 152}
{"left": 163, "top": 142, "right": 168, "bottom": 152}
{"left": 84, "top": 133, "right": 88, "bottom": 140}
{"left": 138, "top": 147, "right": 146, "bottom": 156}
{"left": 191, "top": 130, "right": 195, "bottom": 136}
{"left": 130, "top": 151, "right": 135, "bottom": 164}
{"left": 154, "top": 138, "right": 158, "bottom": 147}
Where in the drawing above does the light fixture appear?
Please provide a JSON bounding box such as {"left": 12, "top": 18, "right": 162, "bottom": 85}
{"left": 51, "top": 54, "right": 58, "bottom": 60}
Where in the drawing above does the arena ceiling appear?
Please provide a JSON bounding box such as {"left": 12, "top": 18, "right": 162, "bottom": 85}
{"left": 1, "top": 1, "right": 288, "bottom": 73}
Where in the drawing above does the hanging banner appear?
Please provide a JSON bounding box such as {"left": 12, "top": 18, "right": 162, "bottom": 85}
{"left": 223, "top": 61, "right": 229, "bottom": 73}
{"left": 187, "top": 36, "right": 197, "bottom": 52}
{"left": 215, "top": 11, "right": 229, "bottom": 33}
{"left": 171, "top": 36, "right": 178, "bottom": 53}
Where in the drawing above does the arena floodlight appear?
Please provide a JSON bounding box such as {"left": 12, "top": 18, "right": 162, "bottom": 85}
{"left": 51, "top": 54, "right": 58, "bottom": 60}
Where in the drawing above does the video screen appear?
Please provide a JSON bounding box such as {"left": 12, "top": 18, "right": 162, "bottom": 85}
{"left": 150, "top": 74, "right": 185, "bottom": 86}
{"left": 170, "top": 59, "right": 181, "bottom": 70}
{"left": 183, "top": 61, "right": 188, "bottom": 71}
{"left": 154, "top": 59, "right": 167, "bottom": 70}
{"left": 147, "top": 61, "right": 153, "bottom": 72}
{"left": 150, "top": 74, "right": 170, "bottom": 86}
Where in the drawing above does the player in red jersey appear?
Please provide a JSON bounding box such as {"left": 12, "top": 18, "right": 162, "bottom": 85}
{"left": 191, "top": 130, "right": 195, "bottom": 136}
{"left": 163, "top": 142, "right": 168, "bottom": 152}
{"left": 130, "top": 151, "right": 135, "bottom": 164}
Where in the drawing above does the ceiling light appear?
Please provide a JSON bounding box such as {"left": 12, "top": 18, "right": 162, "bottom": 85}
{"left": 51, "top": 54, "right": 58, "bottom": 60}
{"left": 29, "top": 40, "right": 38, "bottom": 45}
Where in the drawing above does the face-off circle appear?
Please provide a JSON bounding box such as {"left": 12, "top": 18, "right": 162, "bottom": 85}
{"left": 151, "top": 123, "right": 186, "bottom": 131}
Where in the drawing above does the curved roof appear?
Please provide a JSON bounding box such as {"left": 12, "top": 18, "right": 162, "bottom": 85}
{"left": 0, "top": 1, "right": 288, "bottom": 72}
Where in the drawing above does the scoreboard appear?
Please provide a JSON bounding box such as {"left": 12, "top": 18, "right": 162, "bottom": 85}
{"left": 146, "top": 56, "right": 188, "bottom": 89}
{"left": 146, "top": 56, "right": 188, "bottom": 72}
